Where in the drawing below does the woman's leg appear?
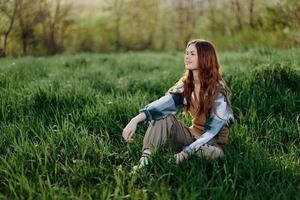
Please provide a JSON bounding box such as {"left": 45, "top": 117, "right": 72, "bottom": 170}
{"left": 197, "top": 127, "right": 228, "bottom": 160}
{"left": 142, "top": 114, "right": 195, "bottom": 153}
{"left": 132, "top": 115, "right": 194, "bottom": 171}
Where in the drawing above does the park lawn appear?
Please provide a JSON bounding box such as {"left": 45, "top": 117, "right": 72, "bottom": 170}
{"left": 0, "top": 48, "right": 299, "bottom": 199}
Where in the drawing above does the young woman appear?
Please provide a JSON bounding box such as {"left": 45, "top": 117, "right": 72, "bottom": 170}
{"left": 122, "top": 39, "right": 234, "bottom": 171}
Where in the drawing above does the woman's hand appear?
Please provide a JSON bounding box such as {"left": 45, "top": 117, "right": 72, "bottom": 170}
{"left": 122, "top": 119, "right": 137, "bottom": 143}
{"left": 122, "top": 113, "right": 147, "bottom": 143}
{"left": 174, "top": 151, "right": 189, "bottom": 164}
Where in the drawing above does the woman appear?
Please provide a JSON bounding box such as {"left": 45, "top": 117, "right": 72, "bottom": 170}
{"left": 122, "top": 39, "right": 234, "bottom": 171}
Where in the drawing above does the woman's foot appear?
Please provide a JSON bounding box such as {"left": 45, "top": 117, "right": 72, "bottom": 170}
{"left": 131, "top": 149, "right": 151, "bottom": 173}
{"left": 196, "top": 144, "right": 224, "bottom": 160}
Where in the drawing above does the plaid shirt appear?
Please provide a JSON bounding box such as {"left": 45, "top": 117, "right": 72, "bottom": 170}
{"left": 140, "top": 79, "right": 234, "bottom": 155}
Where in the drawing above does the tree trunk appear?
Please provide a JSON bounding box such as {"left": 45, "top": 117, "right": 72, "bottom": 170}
{"left": 231, "top": 0, "right": 243, "bottom": 31}
{"left": 112, "top": 0, "right": 124, "bottom": 52}
{"left": 144, "top": 0, "right": 159, "bottom": 50}
{"left": 19, "top": 17, "right": 28, "bottom": 55}
{"left": 115, "top": 16, "right": 121, "bottom": 51}
{"left": 2, "top": 0, "right": 18, "bottom": 54}
{"left": 249, "top": 0, "right": 255, "bottom": 28}
{"left": 208, "top": 0, "right": 216, "bottom": 33}
{"left": 48, "top": 24, "right": 57, "bottom": 55}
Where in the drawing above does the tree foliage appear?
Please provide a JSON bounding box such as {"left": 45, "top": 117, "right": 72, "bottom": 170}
{"left": 0, "top": 0, "right": 300, "bottom": 56}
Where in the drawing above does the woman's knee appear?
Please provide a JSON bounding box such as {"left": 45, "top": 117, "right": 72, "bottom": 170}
{"left": 147, "top": 115, "right": 176, "bottom": 132}
{"left": 143, "top": 115, "right": 176, "bottom": 147}
{"left": 151, "top": 115, "right": 175, "bottom": 124}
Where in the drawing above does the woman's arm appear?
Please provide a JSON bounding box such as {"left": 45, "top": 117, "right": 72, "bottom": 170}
{"left": 140, "top": 79, "right": 185, "bottom": 121}
{"left": 131, "top": 112, "right": 147, "bottom": 124}
{"left": 140, "top": 92, "right": 184, "bottom": 121}
{"left": 122, "top": 112, "right": 147, "bottom": 143}
{"left": 122, "top": 92, "right": 184, "bottom": 143}
{"left": 183, "top": 92, "right": 234, "bottom": 155}
{"left": 122, "top": 79, "right": 185, "bottom": 143}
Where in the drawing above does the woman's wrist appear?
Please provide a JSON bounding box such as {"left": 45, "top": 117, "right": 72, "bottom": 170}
{"left": 130, "top": 117, "right": 139, "bottom": 124}
{"left": 183, "top": 146, "right": 194, "bottom": 156}
{"left": 131, "top": 112, "right": 146, "bottom": 124}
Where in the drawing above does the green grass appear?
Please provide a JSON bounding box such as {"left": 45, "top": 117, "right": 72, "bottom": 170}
{"left": 0, "top": 49, "right": 299, "bottom": 199}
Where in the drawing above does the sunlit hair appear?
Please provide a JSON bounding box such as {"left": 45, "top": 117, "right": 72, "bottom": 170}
{"left": 182, "top": 39, "right": 231, "bottom": 118}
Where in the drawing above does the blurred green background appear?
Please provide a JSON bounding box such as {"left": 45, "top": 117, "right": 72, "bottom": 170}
{"left": 1, "top": 0, "right": 300, "bottom": 56}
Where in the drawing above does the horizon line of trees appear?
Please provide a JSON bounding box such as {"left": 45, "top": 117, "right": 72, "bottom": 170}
{"left": 1, "top": 0, "right": 300, "bottom": 57}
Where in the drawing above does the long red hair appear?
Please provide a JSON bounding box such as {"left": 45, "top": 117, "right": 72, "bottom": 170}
{"left": 182, "top": 39, "right": 230, "bottom": 118}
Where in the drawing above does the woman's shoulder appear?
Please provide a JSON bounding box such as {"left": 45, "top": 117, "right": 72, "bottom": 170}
{"left": 216, "top": 79, "right": 232, "bottom": 104}
{"left": 216, "top": 79, "right": 230, "bottom": 93}
{"left": 217, "top": 79, "right": 225, "bottom": 88}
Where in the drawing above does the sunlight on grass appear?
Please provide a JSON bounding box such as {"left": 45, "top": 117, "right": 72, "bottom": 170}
{"left": 0, "top": 49, "right": 299, "bottom": 199}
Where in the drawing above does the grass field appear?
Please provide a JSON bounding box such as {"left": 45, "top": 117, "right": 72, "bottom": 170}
{"left": 0, "top": 48, "right": 299, "bottom": 199}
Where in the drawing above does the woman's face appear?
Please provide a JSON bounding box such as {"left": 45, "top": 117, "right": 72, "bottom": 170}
{"left": 184, "top": 44, "right": 198, "bottom": 70}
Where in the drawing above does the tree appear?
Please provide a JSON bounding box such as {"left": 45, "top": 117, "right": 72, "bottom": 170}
{"left": 17, "top": 0, "right": 39, "bottom": 55}
{"left": 109, "top": 0, "right": 125, "bottom": 51}
{"left": 231, "top": 0, "right": 243, "bottom": 31}
{"left": 249, "top": 0, "right": 255, "bottom": 28}
{"left": 38, "top": 0, "right": 74, "bottom": 55}
{"left": 103, "top": 0, "right": 160, "bottom": 51}
{"left": 122, "top": 0, "right": 159, "bottom": 50}
{"left": 0, "top": 0, "right": 20, "bottom": 54}
{"left": 170, "top": 0, "right": 203, "bottom": 49}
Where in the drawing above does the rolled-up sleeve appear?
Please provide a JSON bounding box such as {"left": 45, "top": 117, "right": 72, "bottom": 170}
{"left": 183, "top": 92, "right": 234, "bottom": 155}
{"left": 140, "top": 79, "right": 185, "bottom": 121}
{"left": 139, "top": 92, "right": 184, "bottom": 121}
